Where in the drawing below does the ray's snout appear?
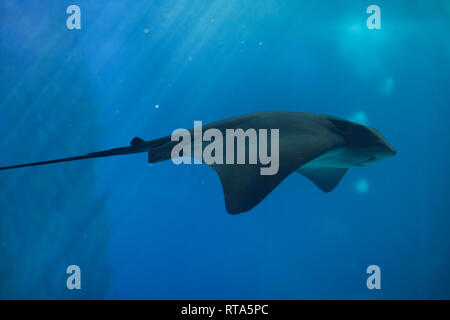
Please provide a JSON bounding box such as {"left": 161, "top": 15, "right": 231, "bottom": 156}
{"left": 382, "top": 140, "right": 397, "bottom": 156}
{"left": 380, "top": 142, "right": 397, "bottom": 160}
{"left": 377, "top": 138, "right": 397, "bottom": 158}
{"left": 389, "top": 144, "right": 397, "bottom": 156}
{"left": 369, "top": 127, "right": 397, "bottom": 157}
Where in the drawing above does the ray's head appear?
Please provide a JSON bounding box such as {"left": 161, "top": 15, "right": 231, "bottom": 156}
{"left": 330, "top": 118, "right": 397, "bottom": 167}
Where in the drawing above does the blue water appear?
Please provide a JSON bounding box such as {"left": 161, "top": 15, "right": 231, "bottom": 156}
{"left": 1, "top": 0, "right": 449, "bottom": 299}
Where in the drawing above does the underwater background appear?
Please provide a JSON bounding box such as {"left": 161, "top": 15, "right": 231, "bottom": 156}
{"left": 0, "top": 0, "right": 449, "bottom": 299}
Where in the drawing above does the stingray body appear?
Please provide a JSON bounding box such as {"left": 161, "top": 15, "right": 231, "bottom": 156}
{"left": 0, "top": 111, "right": 396, "bottom": 214}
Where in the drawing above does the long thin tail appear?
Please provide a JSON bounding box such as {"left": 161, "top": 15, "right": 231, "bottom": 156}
{"left": 0, "top": 137, "right": 152, "bottom": 171}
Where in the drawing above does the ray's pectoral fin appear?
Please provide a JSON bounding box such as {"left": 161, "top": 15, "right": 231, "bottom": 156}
{"left": 296, "top": 166, "right": 348, "bottom": 193}
{"left": 208, "top": 136, "right": 341, "bottom": 214}
{"left": 210, "top": 161, "right": 301, "bottom": 215}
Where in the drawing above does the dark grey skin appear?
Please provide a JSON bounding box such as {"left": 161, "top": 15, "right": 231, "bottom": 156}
{"left": 0, "top": 111, "right": 396, "bottom": 214}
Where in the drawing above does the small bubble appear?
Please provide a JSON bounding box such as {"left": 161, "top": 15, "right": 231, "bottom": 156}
{"left": 259, "top": 41, "right": 263, "bottom": 46}
{"left": 210, "top": 18, "right": 215, "bottom": 23}
{"left": 354, "top": 178, "right": 369, "bottom": 194}
{"left": 380, "top": 76, "right": 395, "bottom": 95}
{"left": 155, "top": 104, "right": 160, "bottom": 109}
{"left": 348, "top": 111, "right": 369, "bottom": 126}
{"left": 144, "top": 28, "right": 149, "bottom": 34}
{"left": 188, "top": 56, "right": 193, "bottom": 61}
